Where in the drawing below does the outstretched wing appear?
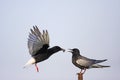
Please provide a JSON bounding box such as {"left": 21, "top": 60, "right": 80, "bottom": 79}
{"left": 28, "top": 26, "right": 49, "bottom": 56}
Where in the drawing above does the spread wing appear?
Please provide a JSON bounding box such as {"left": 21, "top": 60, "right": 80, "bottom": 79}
{"left": 28, "top": 26, "right": 49, "bottom": 56}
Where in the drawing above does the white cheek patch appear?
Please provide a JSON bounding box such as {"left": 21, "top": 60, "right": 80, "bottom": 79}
{"left": 76, "top": 59, "right": 88, "bottom": 66}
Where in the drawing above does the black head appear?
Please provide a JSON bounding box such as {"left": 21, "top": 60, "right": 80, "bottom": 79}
{"left": 68, "top": 48, "right": 80, "bottom": 55}
{"left": 53, "top": 46, "right": 65, "bottom": 52}
{"left": 48, "top": 46, "right": 65, "bottom": 54}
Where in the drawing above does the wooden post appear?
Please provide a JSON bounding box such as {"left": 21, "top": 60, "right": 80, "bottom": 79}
{"left": 77, "top": 73, "right": 83, "bottom": 80}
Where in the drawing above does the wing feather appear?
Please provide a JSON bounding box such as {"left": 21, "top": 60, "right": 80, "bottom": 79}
{"left": 76, "top": 57, "right": 94, "bottom": 67}
{"left": 46, "top": 30, "right": 49, "bottom": 44}
{"left": 28, "top": 26, "right": 50, "bottom": 56}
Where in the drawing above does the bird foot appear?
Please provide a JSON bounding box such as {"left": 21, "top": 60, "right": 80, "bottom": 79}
{"left": 77, "top": 73, "right": 83, "bottom": 76}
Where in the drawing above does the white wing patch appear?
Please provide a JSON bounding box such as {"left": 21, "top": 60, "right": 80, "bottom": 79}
{"left": 76, "top": 59, "right": 89, "bottom": 66}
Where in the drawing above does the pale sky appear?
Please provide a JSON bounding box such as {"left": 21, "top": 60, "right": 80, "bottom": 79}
{"left": 0, "top": 0, "right": 120, "bottom": 80}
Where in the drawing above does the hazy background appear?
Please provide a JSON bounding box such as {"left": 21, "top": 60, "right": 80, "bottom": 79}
{"left": 0, "top": 0, "right": 120, "bottom": 80}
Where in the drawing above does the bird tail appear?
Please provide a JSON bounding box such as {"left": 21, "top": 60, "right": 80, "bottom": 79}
{"left": 23, "top": 58, "right": 36, "bottom": 68}
{"left": 95, "top": 59, "right": 107, "bottom": 64}
{"left": 91, "top": 64, "right": 110, "bottom": 68}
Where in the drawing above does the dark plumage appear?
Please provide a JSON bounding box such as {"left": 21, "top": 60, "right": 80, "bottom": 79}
{"left": 68, "top": 48, "right": 110, "bottom": 74}
{"left": 24, "top": 26, "right": 65, "bottom": 72}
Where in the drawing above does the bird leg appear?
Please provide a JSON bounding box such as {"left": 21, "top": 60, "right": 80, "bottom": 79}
{"left": 35, "top": 64, "right": 39, "bottom": 72}
{"left": 80, "top": 69, "right": 83, "bottom": 73}
{"left": 82, "top": 68, "right": 86, "bottom": 74}
{"left": 79, "top": 69, "right": 86, "bottom": 74}
{"left": 76, "top": 69, "right": 83, "bottom": 76}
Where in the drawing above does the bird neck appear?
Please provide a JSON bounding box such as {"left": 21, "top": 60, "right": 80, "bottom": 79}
{"left": 72, "top": 53, "right": 81, "bottom": 58}
{"left": 47, "top": 47, "right": 60, "bottom": 56}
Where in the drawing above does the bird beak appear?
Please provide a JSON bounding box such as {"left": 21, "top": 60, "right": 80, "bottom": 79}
{"left": 61, "top": 48, "right": 65, "bottom": 52}
{"left": 68, "top": 49, "right": 73, "bottom": 53}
